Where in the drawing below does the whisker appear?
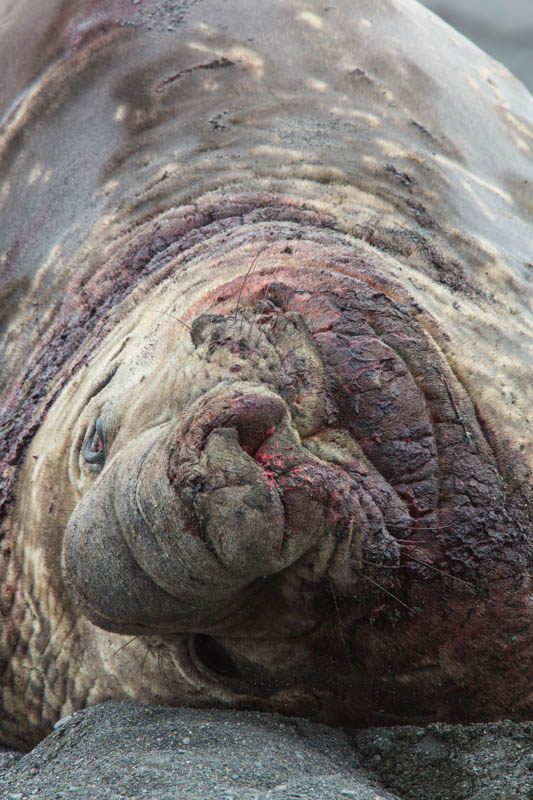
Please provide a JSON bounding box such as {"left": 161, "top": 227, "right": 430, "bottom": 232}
{"left": 245, "top": 266, "right": 281, "bottom": 345}
{"left": 157, "top": 645, "right": 167, "bottom": 682}
{"left": 234, "top": 249, "right": 265, "bottom": 325}
{"left": 361, "top": 555, "right": 474, "bottom": 593}
{"left": 112, "top": 636, "right": 138, "bottom": 657}
{"left": 363, "top": 541, "right": 476, "bottom": 590}
{"left": 403, "top": 554, "right": 476, "bottom": 589}
{"left": 362, "top": 544, "right": 526, "bottom": 611}
{"left": 403, "top": 521, "right": 461, "bottom": 531}
{"left": 140, "top": 643, "right": 151, "bottom": 690}
{"left": 361, "top": 574, "right": 415, "bottom": 613}
{"left": 146, "top": 307, "right": 191, "bottom": 331}
{"left": 329, "top": 582, "right": 354, "bottom": 668}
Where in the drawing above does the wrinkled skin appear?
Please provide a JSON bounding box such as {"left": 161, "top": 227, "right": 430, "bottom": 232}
{"left": 0, "top": 0, "right": 532, "bottom": 749}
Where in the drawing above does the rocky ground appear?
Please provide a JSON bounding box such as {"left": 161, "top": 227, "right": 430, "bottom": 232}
{"left": 1, "top": 704, "right": 532, "bottom": 800}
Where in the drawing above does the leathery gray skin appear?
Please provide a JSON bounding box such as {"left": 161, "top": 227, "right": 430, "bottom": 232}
{"left": 0, "top": 0, "right": 532, "bottom": 750}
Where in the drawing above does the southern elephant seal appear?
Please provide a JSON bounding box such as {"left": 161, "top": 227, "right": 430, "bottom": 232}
{"left": 0, "top": 0, "right": 532, "bottom": 750}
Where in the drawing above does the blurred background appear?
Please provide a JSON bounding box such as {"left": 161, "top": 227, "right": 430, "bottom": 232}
{"left": 420, "top": 0, "right": 533, "bottom": 91}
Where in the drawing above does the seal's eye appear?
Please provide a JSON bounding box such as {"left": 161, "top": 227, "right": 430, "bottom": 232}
{"left": 83, "top": 418, "right": 106, "bottom": 465}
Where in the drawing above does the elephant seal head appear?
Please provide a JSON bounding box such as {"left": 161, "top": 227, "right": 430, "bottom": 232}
{"left": 42, "top": 244, "right": 528, "bottom": 729}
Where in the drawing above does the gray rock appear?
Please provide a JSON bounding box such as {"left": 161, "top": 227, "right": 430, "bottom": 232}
{"left": 0, "top": 748, "right": 23, "bottom": 773}
{"left": 1, "top": 704, "right": 532, "bottom": 800}
{"left": 0, "top": 704, "right": 399, "bottom": 800}
{"left": 352, "top": 721, "right": 533, "bottom": 799}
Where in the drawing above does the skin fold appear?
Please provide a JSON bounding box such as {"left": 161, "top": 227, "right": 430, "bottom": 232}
{"left": 0, "top": 0, "right": 531, "bottom": 749}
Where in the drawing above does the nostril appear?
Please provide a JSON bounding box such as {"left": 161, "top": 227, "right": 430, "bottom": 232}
{"left": 248, "top": 424, "right": 276, "bottom": 456}
{"left": 198, "top": 392, "right": 285, "bottom": 455}
{"left": 223, "top": 395, "right": 284, "bottom": 455}
{"left": 238, "top": 420, "right": 277, "bottom": 456}
{"left": 193, "top": 634, "right": 241, "bottom": 678}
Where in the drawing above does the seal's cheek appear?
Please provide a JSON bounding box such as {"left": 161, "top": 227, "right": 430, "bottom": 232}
{"left": 61, "top": 390, "right": 299, "bottom": 635}
{"left": 61, "top": 468, "right": 192, "bottom": 635}
{"left": 61, "top": 424, "right": 250, "bottom": 635}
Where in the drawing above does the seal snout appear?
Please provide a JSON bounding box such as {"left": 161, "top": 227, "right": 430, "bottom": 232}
{"left": 174, "top": 389, "right": 286, "bottom": 457}
{"left": 166, "top": 384, "right": 312, "bottom": 582}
